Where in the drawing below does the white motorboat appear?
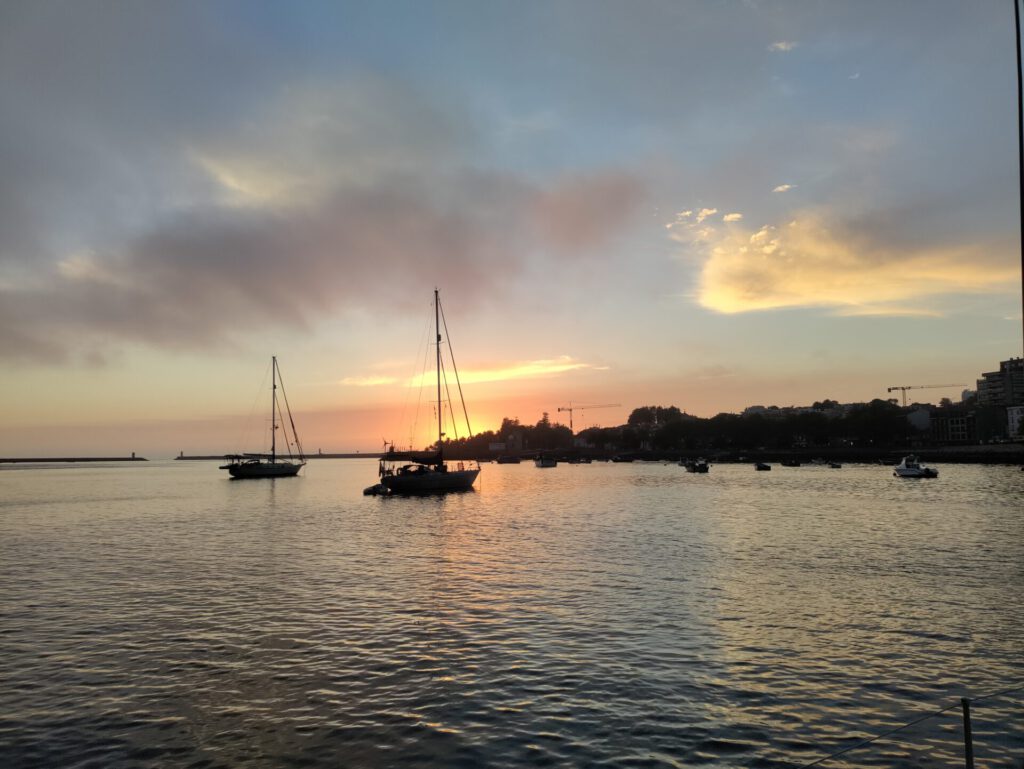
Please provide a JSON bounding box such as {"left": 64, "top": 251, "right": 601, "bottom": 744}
{"left": 893, "top": 455, "right": 938, "bottom": 478}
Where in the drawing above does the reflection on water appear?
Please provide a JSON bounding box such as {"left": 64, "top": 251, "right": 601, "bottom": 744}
{"left": 1, "top": 460, "right": 1021, "bottom": 767}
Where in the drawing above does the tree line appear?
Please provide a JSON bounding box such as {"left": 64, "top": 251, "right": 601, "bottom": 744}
{"left": 440, "top": 399, "right": 916, "bottom": 457}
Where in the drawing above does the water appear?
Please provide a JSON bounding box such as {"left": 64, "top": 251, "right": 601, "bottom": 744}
{"left": 1, "top": 460, "right": 1021, "bottom": 768}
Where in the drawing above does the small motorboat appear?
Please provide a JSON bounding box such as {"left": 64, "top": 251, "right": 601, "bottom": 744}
{"left": 682, "top": 458, "right": 710, "bottom": 473}
{"left": 535, "top": 456, "right": 557, "bottom": 468}
{"left": 893, "top": 455, "right": 938, "bottom": 478}
{"left": 755, "top": 462, "right": 771, "bottom": 471}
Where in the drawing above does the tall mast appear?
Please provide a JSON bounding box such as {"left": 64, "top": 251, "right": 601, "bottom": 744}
{"left": 1017, "top": 0, "right": 1024, "bottom": 355}
{"left": 435, "top": 289, "right": 443, "bottom": 464}
{"left": 271, "top": 355, "right": 277, "bottom": 462}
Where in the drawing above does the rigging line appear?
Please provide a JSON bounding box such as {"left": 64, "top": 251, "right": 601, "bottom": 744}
{"left": 796, "top": 702, "right": 962, "bottom": 769}
{"left": 796, "top": 682, "right": 1024, "bottom": 769}
{"left": 439, "top": 354, "right": 460, "bottom": 442}
{"left": 407, "top": 303, "right": 433, "bottom": 450}
{"left": 236, "top": 359, "right": 272, "bottom": 454}
{"left": 274, "top": 362, "right": 304, "bottom": 460}
{"left": 970, "top": 681, "right": 1024, "bottom": 703}
{"left": 399, "top": 304, "right": 433, "bottom": 448}
{"left": 438, "top": 297, "right": 473, "bottom": 437}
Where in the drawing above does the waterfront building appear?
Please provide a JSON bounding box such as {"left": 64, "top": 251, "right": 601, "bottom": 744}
{"left": 976, "top": 357, "right": 1024, "bottom": 407}
{"left": 1008, "top": 405, "right": 1024, "bottom": 439}
{"left": 929, "top": 407, "right": 976, "bottom": 444}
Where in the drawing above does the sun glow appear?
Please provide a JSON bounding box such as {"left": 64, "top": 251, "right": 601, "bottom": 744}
{"left": 404, "top": 356, "right": 595, "bottom": 387}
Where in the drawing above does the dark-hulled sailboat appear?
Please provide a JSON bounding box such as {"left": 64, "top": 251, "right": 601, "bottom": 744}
{"left": 376, "top": 290, "right": 480, "bottom": 494}
{"left": 220, "top": 356, "right": 305, "bottom": 479}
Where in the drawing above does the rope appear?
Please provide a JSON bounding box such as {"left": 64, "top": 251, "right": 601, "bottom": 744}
{"left": 274, "top": 361, "right": 304, "bottom": 460}
{"left": 406, "top": 303, "right": 432, "bottom": 450}
{"left": 439, "top": 354, "right": 459, "bottom": 443}
{"left": 438, "top": 297, "right": 473, "bottom": 438}
{"left": 234, "top": 359, "right": 272, "bottom": 454}
{"left": 796, "top": 683, "right": 1024, "bottom": 768}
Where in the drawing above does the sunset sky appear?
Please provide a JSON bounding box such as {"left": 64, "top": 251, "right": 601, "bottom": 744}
{"left": 1, "top": 1, "right": 1021, "bottom": 457}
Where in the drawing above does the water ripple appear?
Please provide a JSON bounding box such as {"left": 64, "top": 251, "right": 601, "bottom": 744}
{"left": 1, "top": 460, "right": 1021, "bottom": 767}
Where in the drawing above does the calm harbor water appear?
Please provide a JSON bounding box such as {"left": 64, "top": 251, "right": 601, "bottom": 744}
{"left": 1, "top": 459, "right": 1022, "bottom": 768}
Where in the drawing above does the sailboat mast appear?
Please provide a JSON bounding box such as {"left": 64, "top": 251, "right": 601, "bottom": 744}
{"left": 271, "top": 355, "right": 277, "bottom": 462}
{"left": 435, "top": 289, "right": 443, "bottom": 464}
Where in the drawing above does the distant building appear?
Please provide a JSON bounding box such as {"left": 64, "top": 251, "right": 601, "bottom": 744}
{"left": 1008, "top": 405, "right": 1024, "bottom": 439}
{"left": 930, "top": 407, "right": 975, "bottom": 444}
{"left": 976, "top": 357, "right": 1024, "bottom": 407}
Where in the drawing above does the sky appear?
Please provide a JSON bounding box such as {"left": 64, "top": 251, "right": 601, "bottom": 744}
{"left": 1, "top": 0, "right": 1021, "bottom": 458}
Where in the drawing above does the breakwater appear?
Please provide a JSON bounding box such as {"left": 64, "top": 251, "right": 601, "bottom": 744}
{"left": 0, "top": 456, "right": 147, "bottom": 463}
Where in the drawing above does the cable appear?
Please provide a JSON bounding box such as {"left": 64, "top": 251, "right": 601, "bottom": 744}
{"left": 796, "top": 683, "right": 1024, "bottom": 768}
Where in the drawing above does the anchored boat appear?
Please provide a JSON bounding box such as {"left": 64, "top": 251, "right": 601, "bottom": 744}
{"left": 893, "top": 455, "right": 938, "bottom": 478}
{"left": 220, "top": 357, "right": 305, "bottom": 479}
{"left": 376, "top": 290, "right": 480, "bottom": 494}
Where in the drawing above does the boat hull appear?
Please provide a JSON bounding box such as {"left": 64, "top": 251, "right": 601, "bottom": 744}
{"left": 223, "top": 461, "right": 304, "bottom": 478}
{"left": 381, "top": 467, "right": 479, "bottom": 494}
{"left": 894, "top": 468, "right": 938, "bottom": 478}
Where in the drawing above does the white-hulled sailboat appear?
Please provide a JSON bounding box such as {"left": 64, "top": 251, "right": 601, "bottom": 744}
{"left": 220, "top": 356, "right": 305, "bottom": 479}
{"left": 376, "top": 290, "right": 480, "bottom": 494}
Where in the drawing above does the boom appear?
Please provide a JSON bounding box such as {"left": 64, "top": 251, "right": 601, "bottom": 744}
{"left": 886, "top": 384, "right": 966, "bottom": 407}
{"left": 556, "top": 402, "right": 621, "bottom": 433}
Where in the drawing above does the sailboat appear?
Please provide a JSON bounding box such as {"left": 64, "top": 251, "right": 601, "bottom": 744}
{"left": 377, "top": 290, "right": 480, "bottom": 494}
{"left": 220, "top": 356, "right": 306, "bottom": 479}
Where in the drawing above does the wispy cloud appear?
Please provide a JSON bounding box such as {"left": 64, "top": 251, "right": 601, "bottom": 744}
{"left": 723, "top": 212, "right": 743, "bottom": 222}
{"left": 669, "top": 210, "right": 1017, "bottom": 315}
{"left": 695, "top": 207, "right": 718, "bottom": 223}
{"left": 773, "top": 184, "right": 795, "bottom": 193}
{"left": 409, "top": 356, "right": 596, "bottom": 387}
{"left": 340, "top": 376, "right": 398, "bottom": 387}
{"left": 769, "top": 41, "right": 797, "bottom": 52}
{"left": 0, "top": 78, "right": 645, "bottom": 364}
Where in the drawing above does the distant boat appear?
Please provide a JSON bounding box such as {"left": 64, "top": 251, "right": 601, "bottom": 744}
{"left": 893, "top": 455, "right": 938, "bottom": 478}
{"left": 611, "top": 455, "right": 634, "bottom": 463}
{"left": 535, "top": 456, "right": 557, "bottom": 468}
{"left": 829, "top": 462, "right": 842, "bottom": 469}
{"left": 377, "top": 290, "right": 480, "bottom": 494}
{"left": 755, "top": 462, "right": 771, "bottom": 471}
{"left": 780, "top": 459, "right": 801, "bottom": 467}
{"left": 682, "top": 458, "right": 710, "bottom": 473}
{"left": 220, "top": 356, "right": 305, "bottom": 479}
{"left": 496, "top": 455, "right": 521, "bottom": 464}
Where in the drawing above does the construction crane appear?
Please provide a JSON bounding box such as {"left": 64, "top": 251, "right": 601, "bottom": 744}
{"left": 886, "top": 384, "right": 966, "bottom": 407}
{"left": 556, "top": 403, "right": 621, "bottom": 433}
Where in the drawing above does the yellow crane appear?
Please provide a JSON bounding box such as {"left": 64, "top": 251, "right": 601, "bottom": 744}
{"left": 886, "top": 384, "right": 966, "bottom": 407}
{"left": 556, "top": 403, "right": 621, "bottom": 433}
